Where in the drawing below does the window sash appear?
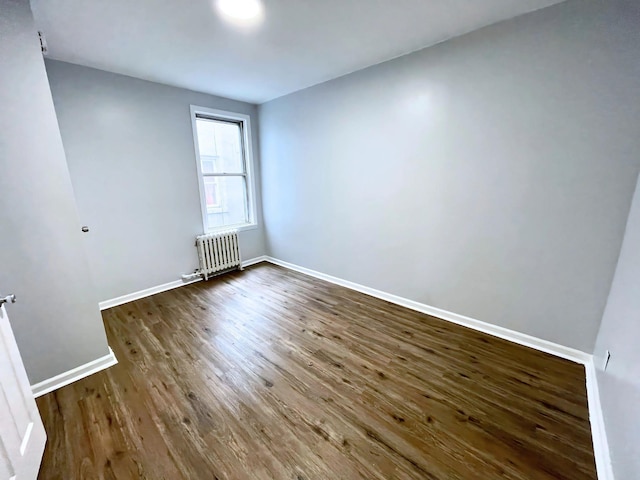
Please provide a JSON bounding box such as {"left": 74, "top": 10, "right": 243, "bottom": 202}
{"left": 196, "top": 116, "right": 247, "bottom": 176}
{"left": 191, "top": 105, "right": 257, "bottom": 232}
{"left": 202, "top": 176, "right": 250, "bottom": 224}
{"left": 201, "top": 173, "right": 247, "bottom": 177}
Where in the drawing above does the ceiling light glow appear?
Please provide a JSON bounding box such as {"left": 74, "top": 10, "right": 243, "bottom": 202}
{"left": 216, "top": 0, "right": 264, "bottom": 24}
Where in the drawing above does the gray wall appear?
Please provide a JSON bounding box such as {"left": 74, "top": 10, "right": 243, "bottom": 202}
{"left": 45, "top": 60, "right": 266, "bottom": 302}
{"left": 593, "top": 173, "right": 640, "bottom": 480}
{"left": 0, "top": 0, "right": 109, "bottom": 383}
{"left": 259, "top": 0, "right": 640, "bottom": 352}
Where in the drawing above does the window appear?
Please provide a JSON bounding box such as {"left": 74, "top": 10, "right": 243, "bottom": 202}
{"left": 190, "top": 106, "right": 257, "bottom": 232}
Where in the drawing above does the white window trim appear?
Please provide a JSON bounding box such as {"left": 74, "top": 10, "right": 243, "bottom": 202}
{"left": 190, "top": 105, "right": 258, "bottom": 233}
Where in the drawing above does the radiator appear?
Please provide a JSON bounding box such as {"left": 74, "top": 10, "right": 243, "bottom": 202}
{"left": 196, "top": 230, "right": 242, "bottom": 280}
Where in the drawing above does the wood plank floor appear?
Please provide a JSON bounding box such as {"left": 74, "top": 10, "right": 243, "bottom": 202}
{"left": 36, "top": 263, "right": 597, "bottom": 480}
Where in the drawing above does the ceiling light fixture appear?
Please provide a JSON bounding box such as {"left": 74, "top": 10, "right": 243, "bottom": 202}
{"left": 216, "top": 0, "right": 264, "bottom": 25}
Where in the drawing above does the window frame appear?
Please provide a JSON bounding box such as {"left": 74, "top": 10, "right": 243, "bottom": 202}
{"left": 190, "top": 105, "right": 258, "bottom": 233}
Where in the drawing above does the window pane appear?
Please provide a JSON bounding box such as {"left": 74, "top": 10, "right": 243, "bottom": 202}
{"left": 196, "top": 118, "right": 244, "bottom": 174}
{"left": 204, "top": 176, "right": 248, "bottom": 229}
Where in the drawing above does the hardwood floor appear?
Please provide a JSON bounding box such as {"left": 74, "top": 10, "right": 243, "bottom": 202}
{"left": 36, "top": 263, "right": 597, "bottom": 479}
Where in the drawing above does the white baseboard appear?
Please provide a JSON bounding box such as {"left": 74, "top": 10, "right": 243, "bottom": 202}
{"left": 263, "top": 256, "right": 591, "bottom": 364}
{"left": 241, "top": 255, "right": 268, "bottom": 268}
{"left": 99, "top": 278, "right": 202, "bottom": 310}
{"left": 585, "top": 360, "right": 615, "bottom": 480}
{"left": 98, "top": 256, "right": 267, "bottom": 310}
{"left": 31, "top": 347, "right": 118, "bottom": 398}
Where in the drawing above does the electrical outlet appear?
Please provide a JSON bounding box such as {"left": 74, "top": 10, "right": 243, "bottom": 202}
{"left": 603, "top": 350, "right": 611, "bottom": 371}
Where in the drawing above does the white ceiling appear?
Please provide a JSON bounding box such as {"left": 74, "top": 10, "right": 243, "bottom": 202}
{"left": 31, "top": 0, "right": 564, "bottom": 104}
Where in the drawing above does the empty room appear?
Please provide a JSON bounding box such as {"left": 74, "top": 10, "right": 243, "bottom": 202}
{"left": 1, "top": 0, "right": 639, "bottom": 478}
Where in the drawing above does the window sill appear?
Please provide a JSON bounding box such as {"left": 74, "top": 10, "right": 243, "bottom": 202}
{"left": 207, "top": 223, "right": 258, "bottom": 234}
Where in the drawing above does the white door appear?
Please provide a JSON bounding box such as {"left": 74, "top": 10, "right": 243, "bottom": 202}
{"left": 0, "top": 296, "right": 46, "bottom": 480}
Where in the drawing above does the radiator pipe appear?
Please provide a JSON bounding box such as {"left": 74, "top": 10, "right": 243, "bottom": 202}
{"left": 181, "top": 271, "right": 203, "bottom": 282}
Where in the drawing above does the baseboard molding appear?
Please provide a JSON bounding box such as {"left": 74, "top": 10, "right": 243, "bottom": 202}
{"left": 99, "top": 278, "right": 202, "bottom": 310}
{"left": 98, "top": 256, "right": 266, "bottom": 310}
{"left": 585, "top": 361, "right": 615, "bottom": 480}
{"left": 31, "top": 347, "right": 118, "bottom": 398}
{"left": 263, "top": 256, "right": 591, "bottom": 364}
{"left": 242, "top": 255, "right": 268, "bottom": 268}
